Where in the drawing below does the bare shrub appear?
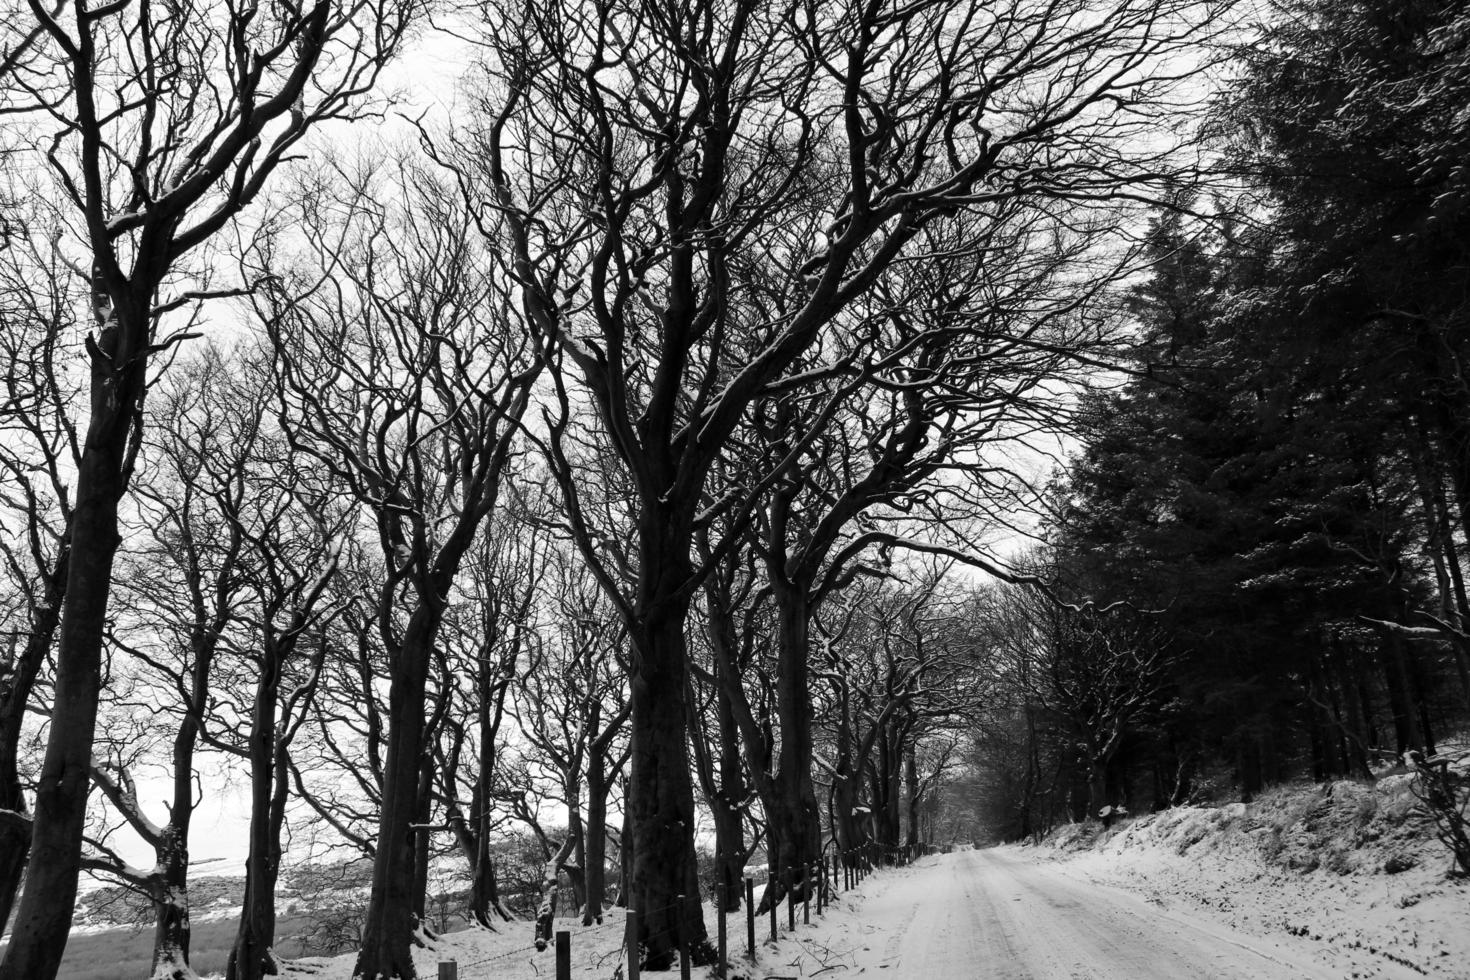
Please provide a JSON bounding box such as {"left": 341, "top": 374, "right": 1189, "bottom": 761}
{"left": 1407, "top": 750, "right": 1470, "bottom": 877}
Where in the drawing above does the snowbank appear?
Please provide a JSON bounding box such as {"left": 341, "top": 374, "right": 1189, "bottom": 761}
{"left": 1027, "top": 773, "right": 1470, "bottom": 978}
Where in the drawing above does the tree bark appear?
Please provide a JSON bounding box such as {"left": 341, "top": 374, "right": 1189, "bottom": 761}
{"left": 583, "top": 697, "right": 629, "bottom": 926}
{"left": 228, "top": 650, "right": 284, "bottom": 980}
{"left": 149, "top": 830, "right": 193, "bottom": 980}
{"left": 412, "top": 759, "right": 436, "bottom": 930}
{"left": 626, "top": 603, "right": 707, "bottom": 968}
{"left": 760, "top": 584, "right": 821, "bottom": 909}
{"left": 0, "top": 550, "right": 64, "bottom": 935}
{"left": 584, "top": 752, "right": 610, "bottom": 925}
{"left": 904, "top": 745, "right": 920, "bottom": 856}
{"left": 534, "top": 837, "right": 576, "bottom": 949}
{"left": 564, "top": 783, "right": 587, "bottom": 917}
{"left": 711, "top": 682, "right": 748, "bottom": 912}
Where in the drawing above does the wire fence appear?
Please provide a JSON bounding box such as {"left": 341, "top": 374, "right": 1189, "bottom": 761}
{"left": 435, "top": 843, "right": 923, "bottom": 979}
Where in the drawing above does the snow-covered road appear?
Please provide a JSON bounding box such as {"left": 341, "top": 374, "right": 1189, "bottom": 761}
{"left": 793, "top": 849, "right": 1351, "bottom": 979}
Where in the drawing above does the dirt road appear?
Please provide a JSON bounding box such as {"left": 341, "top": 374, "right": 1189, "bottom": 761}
{"left": 804, "top": 849, "right": 1361, "bottom": 979}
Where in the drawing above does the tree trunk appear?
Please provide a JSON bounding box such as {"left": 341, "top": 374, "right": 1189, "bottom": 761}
{"left": 353, "top": 603, "right": 444, "bottom": 980}
{"left": 534, "top": 837, "right": 576, "bottom": 949}
{"left": 760, "top": 585, "right": 821, "bottom": 909}
{"left": 1, "top": 324, "right": 141, "bottom": 980}
{"left": 830, "top": 698, "right": 868, "bottom": 868}
{"left": 584, "top": 754, "right": 609, "bottom": 925}
{"left": 0, "top": 552, "right": 64, "bottom": 935}
{"left": 1335, "top": 641, "right": 1373, "bottom": 779}
{"left": 228, "top": 675, "right": 287, "bottom": 980}
{"left": 449, "top": 789, "right": 515, "bottom": 930}
{"left": 456, "top": 655, "right": 515, "bottom": 930}
{"left": 904, "top": 745, "right": 920, "bottom": 857}
{"left": 412, "top": 759, "right": 436, "bottom": 931}
{"left": 710, "top": 681, "right": 747, "bottom": 912}
{"left": 150, "top": 831, "right": 194, "bottom": 980}
{"left": 229, "top": 628, "right": 324, "bottom": 980}
{"left": 564, "top": 786, "right": 587, "bottom": 917}
{"left": 1411, "top": 434, "right": 1470, "bottom": 708}
{"left": 615, "top": 806, "right": 632, "bottom": 910}
{"left": 1378, "top": 626, "right": 1425, "bottom": 755}
{"left": 625, "top": 605, "right": 707, "bottom": 969}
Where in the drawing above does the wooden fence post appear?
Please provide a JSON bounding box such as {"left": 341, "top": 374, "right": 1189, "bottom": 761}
{"left": 745, "top": 877, "right": 756, "bottom": 960}
{"left": 437, "top": 960, "right": 457, "bottom": 980}
{"left": 717, "top": 880, "right": 728, "bottom": 978}
{"left": 785, "top": 866, "right": 795, "bottom": 932}
{"left": 802, "top": 864, "right": 810, "bottom": 925}
{"left": 677, "top": 895, "right": 691, "bottom": 980}
{"left": 556, "top": 931, "right": 571, "bottom": 980}
{"left": 627, "top": 909, "right": 640, "bottom": 980}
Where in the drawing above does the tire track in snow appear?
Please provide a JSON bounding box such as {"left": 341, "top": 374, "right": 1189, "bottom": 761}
{"left": 847, "top": 849, "right": 1385, "bottom": 979}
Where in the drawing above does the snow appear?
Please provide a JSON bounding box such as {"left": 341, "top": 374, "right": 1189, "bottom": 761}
{"left": 190, "top": 764, "right": 1468, "bottom": 980}
{"left": 258, "top": 842, "right": 1444, "bottom": 980}
{"left": 1025, "top": 774, "right": 1470, "bottom": 979}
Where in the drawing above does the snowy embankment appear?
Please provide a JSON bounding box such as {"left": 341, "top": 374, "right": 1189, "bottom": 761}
{"left": 1028, "top": 771, "right": 1470, "bottom": 979}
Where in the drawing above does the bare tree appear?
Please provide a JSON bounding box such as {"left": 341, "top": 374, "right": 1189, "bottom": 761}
{"left": 817, "top": 569, "right": 981, "bottom": 865}
{"left": 0, "top": 1, "right": 416, "bottom": 972}
{"left": 715, "top": 212, "right": 1113, "bottom": 902}
{"left": 984, "top": 574, "right": 1177, "bottom": 820}
{"left": 101, "top": 347, "right": 258, "bottom": 979}
{"left": 258, "top": 165, "right": 542, "bottom": 980}
{"left": 455, "top": 0, "right": 1223, "bottom": 962}
{"left": 435, "top": 524, "right": 539, "bottom": 929}
{"left": 512, "top": 541, "right": 630, "bottom": 939}
{"left": 0, "top": 197, "right": 82, "bottom": 931}
{"left": 65, "top": 343, "right": 345, "bottom": 980}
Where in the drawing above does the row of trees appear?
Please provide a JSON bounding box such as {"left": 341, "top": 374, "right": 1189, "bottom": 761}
{"left": 3, "top": 0, "right": 1231, "bottom": 977}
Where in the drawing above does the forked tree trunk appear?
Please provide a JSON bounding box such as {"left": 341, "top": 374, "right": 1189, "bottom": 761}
{"left": 455, "top": 650, "right": 516, "bottom": 930}
{"left": 534, "top": 837, "right": 576, "bottom": 948}
{"left": 565, "top": 787, "right": 587, "bottom": 917}
{"left": 229, "top": 732, "right": 291, "bottom": 978}
{"left": 229, "top": 655, "right": 284, "bottom": 980}
{"left": 353, "top": 603, "right": 445, "bottom": 980}
{"left": 229, "top": 624, "right": 327, "bottom": 980}
{"left": 450, "top": 811, "right": 512, "bottom": 929}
